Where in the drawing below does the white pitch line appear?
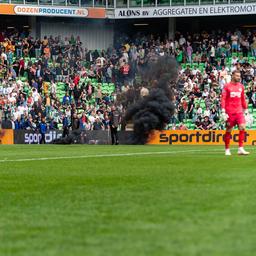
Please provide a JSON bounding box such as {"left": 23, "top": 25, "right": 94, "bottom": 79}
{"left": 0, "top": 149, "right": 224, "bottom": 163}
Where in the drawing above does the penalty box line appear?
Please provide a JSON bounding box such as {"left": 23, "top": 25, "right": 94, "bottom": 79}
{"left": 0, "top": 149, "right": 224, "bottom": 163}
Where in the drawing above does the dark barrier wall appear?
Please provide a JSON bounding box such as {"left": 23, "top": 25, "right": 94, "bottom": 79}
{"left": 11, "top": 130, "right": 256, "bottom": 145}
{"left": 14, "top": 130, "right": 133, "bottom": 144}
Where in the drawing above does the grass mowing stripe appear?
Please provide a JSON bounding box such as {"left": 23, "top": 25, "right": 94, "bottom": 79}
{"left": 0, "top": 149, "right": 224, "bottom": 163}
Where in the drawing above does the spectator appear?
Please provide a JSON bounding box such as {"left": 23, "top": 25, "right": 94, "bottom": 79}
{"left": 200, "top": 116, "right": 215, "bottom": 130}
{"left": 92, "top": 116, "right": 104, "bottom": 130}
{"left": 179, "top": 122, "right": 188, "bottom": 130}
{"left": 71, "top": 113, "right": 80, "bottom": 130}
{"left": 62, "top": 115, "right": 70, "bottom": 138}
{"left": 39, "top": 117, "right": 47, "bottom": 144}
{"left": 62, "top": 92, "right": 71, "bottom": 105}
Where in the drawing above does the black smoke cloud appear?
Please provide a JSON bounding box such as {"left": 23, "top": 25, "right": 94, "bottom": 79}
{"left": 52, "top": 130, "right": 83, "bottom": 144}
{"left": 125, "top": 56, "right": 178, "bottom": 144}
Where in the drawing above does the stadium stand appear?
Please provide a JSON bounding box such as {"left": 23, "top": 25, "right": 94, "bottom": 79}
{"left": 0, "top": 28, "right": 256, "bottom": 131}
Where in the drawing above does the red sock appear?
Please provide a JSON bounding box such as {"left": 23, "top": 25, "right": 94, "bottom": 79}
{"left": 224, "top": 132, "right": 231, "bottom": 149}
{"left": 239, "top": 130, "right": 245, "bottom": 147}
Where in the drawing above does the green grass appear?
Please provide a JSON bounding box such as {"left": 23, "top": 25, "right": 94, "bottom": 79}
{"left": 1, "top": 145, "right": 256, "bottom": 256}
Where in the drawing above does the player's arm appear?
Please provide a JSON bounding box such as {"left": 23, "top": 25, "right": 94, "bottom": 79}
{"left": 220, "top": 85, "right": 229, "bottom": 121}
{"left": 241, "top": 85, "right": 248, "bottom": 111}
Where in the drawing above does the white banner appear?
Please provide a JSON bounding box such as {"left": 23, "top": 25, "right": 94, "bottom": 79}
{"left": 14, "top": 5, "right": 89, "bottom": 17}
{"left": 115, "top": 3, "right": 256, "bottom": 18}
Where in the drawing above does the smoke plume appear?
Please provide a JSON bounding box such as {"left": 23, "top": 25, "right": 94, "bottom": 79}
{"left": 125, "top": 56, "right": 178, "bottom": 144}
{"left": 52, "top": 130, "right": 82, "bottom": 144}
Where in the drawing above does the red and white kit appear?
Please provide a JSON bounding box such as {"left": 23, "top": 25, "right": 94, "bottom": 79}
{"left": 221, "top": 82, "right": 247, "bottom": 127}
{"left": 221, "top": 81, "right": 249, "bottom": 154}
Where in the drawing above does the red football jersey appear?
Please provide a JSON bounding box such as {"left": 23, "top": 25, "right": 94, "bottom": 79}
{"left": 221, "top": 82, "right": 247, "bottom": 114}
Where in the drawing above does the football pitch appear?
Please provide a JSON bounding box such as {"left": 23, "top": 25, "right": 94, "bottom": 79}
{"left": 1, "top": 145, "right": 256, "bottom": 256}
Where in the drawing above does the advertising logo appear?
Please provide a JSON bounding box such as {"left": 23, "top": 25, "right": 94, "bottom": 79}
{"left": 159, "top": 131, "right": 249, "bottom": 144}
{"left": 148, "top": 130, "right": 256, "bottom": 145}
{"left": 24, "top": 131, "right": 62, "bottom": 144}
{"left": 115, "top": 4, "right": 256, "bottom": 19}
{"left": 14, "top": 5, "right": 89, "bottom": 17}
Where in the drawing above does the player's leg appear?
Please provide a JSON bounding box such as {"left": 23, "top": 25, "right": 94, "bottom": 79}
{"left": 224, "top": 126, "right": 233, "bottom": 156}
{"left": 238, "top": 122, "right": 250, "bottom": 155}
{"left": 224, "top": 114, "right": 235, "bottom": 155}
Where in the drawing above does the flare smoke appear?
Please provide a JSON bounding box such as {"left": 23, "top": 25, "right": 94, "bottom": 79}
{"left": 125, "top": 56, "right": 178, "bottom": 144}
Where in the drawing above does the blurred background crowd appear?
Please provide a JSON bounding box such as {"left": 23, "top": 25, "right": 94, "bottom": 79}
{"left": 1, "top": 28, "right": 256, "bottom": 133}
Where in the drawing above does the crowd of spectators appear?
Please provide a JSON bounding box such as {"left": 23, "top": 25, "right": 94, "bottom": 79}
{"left": 170, "top": 29, "right": 256, "bottom": 130}
{"left": 0, "top": 28, "right": 256, "bottom": 134}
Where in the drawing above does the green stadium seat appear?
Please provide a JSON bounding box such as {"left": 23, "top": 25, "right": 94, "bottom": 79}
{"left": 171, "top": 0, "right": 184, "bottom": 5}
{"left": 190, "top": 124, "right": 195, "bottom": 130}
{"left": 20, "top": 77, "right": 27, "bottom": 82}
